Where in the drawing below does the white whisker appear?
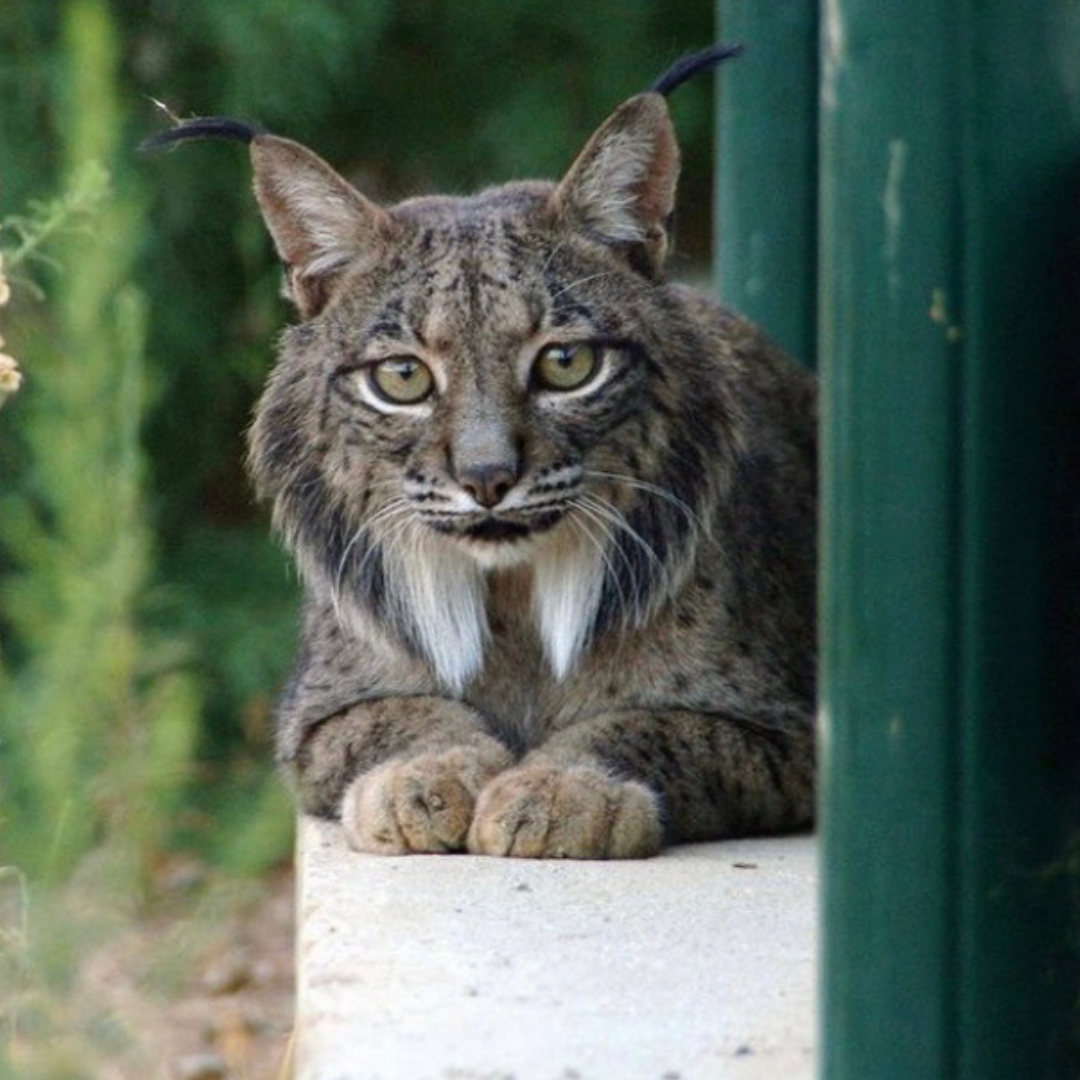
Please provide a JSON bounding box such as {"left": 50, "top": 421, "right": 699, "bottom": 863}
{"left": 577, "top": 491, "right": 667, "bottom": 581}
{"left": 330, "top": 497, "right": 413, "bottom": 624}
{"left": 585, "top": 468, "right": 708, "bottom": 537}
{"left": 571, "top": 497, "right": 650, "bottom": 624}
{"left": 567, "top": 501, "right": 635, "bottom": 620}
{"left": 539, "top": 237, "right": 568, "bottom": 277}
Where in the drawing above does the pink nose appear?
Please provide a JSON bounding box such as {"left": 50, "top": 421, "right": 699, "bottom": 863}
{"left": 457, "top": 464, "right": 516, "bottom": 508}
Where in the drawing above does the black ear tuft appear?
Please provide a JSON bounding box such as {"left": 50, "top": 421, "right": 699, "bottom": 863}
{"left": 140, "top": 116, "right": 267, "bottom": 153}
{"left": 648, "top": 43, "right": 744, "bottom": 98}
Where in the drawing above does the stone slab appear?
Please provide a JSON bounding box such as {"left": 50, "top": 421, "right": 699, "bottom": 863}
{"left": 295, "top": 816, "right": 818, "bottom": 1080}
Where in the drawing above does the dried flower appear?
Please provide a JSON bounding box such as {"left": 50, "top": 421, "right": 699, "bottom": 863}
{"left": 0, "top": 322, "right": 21, "bottom": 406}
{"left": 0, "top": 244, "right": 19, "bottom": 404}
{"left": 0, "top": 349, "right": 22, "bottom": 403}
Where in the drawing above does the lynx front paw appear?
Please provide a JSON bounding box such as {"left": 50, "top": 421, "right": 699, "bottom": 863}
{"left": 467, "top": 762, "right": 663, "bottom": 859}
{"left": 342, "top": 744, "right": 513, "bottom": 854}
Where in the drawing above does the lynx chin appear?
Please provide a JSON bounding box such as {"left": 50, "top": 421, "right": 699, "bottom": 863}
{"left": 147, "top": 45, "right": 817, "bottom": 859}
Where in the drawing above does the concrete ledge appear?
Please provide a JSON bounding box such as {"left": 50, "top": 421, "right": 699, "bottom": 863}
{"left": 295, "top": 817, "right": 818, "bottom": 1080}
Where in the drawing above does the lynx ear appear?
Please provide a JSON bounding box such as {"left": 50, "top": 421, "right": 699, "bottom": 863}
{"left": 250, "top": 135, "right": 396, "bottom": 317}
{"left": 550, "top": 94, "right": 679, "bottom": 278}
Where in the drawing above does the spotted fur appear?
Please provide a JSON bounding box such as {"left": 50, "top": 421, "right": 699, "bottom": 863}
{"left": 158, "top": 49, "right": 817, "bottom": 857}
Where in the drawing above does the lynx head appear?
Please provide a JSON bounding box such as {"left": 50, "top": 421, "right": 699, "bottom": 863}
{"left": 148, "top": 47, "right": 741, "bottom": 691}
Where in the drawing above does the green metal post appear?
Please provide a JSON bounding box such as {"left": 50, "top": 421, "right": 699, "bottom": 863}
{"left": 715, "top": 0, "right": 819, "bottom": 367}
{"left": 953, "top": 9, "right": 1080, "bottom": 1075}
{"left": 819, "top": 3, "right": 1080, "bottom": 1079}
{"left": 818, "top": 3, "right": 963, "bottom": 1072}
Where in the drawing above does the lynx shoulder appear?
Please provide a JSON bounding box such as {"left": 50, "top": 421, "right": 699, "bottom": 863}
{"left": 148, "top": 46, "right": 816, "bottom": 858}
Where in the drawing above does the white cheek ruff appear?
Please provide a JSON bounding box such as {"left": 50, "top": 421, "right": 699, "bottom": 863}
{"left": 395, "top": 531, "right": 604, "bottom": 687}
{"left": 309, "top": 513, "right": 602, "bottom": 690}
{"left": 531, "top": 536, "right": 605, "bottom": 680}
{"left": 309, "top": 519, "right": 489, "bottom": 696}
{"left": 386, "top": 536, "right": 488, "bottom": 694}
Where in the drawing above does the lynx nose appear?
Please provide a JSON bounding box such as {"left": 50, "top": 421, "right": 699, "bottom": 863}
{"left": 457, "top": 463, "right": 517, "bottom": 509}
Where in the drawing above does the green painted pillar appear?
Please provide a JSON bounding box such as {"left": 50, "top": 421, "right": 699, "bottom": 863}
{"left": 718, "top": 1, "right": 1080, "bottom": 1075}
{"left": 818, "top": 2, "right": 1080, "bottom": 1079}
{"left": 715, "top": 0, "right": 819, "bottom": 367}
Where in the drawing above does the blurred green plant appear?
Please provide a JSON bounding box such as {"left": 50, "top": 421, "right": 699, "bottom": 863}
{"left": 0, "top": 0, "right": 206, "bottom": 892}
{"left": 0, "top": 5, "right": 291, "bottom": 1075}
{"left": 0, "top": 163, "right": 112, "bottom": 411}
{"left": 0, "top": 161, "right": 110, "bottom": 294}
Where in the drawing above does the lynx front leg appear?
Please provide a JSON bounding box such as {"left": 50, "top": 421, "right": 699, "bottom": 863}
{"left": 290, "top": 697, "right": 513, "bottom": 854}
{"left": 468, "top": 707, "right": 814, "bottom": 858}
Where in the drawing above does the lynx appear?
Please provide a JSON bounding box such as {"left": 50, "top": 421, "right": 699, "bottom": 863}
{"left": 147, "top": 46, "right": 817, "bottom": 859}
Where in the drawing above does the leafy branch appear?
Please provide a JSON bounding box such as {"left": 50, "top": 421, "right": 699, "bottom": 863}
{"left": 0, "top": 162, "right": 113, "bottom": 407}
{"left": 0, "top": 161, "right": 111, "bottom": 293}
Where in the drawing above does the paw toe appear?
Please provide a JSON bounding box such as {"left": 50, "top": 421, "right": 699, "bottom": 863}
{"left": 342, "top": 744, "right": 512, "bottom": 855}
{"left": 468, "top": 763, "right": 662, "bottom": 859}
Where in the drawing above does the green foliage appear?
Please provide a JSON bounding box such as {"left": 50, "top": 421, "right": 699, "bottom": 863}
{"left": 0, "top": 0, "right": 202, "bottom": 889}
{"left": 0, "top": 162, "right": 111, "bottom": 299}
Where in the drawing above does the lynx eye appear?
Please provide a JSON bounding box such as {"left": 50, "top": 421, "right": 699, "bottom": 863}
{"left": 366, "top": 357, "right": 435, "bottom": 405}
{"left": 532, "top": 342, "right": 601, "bottom": 392}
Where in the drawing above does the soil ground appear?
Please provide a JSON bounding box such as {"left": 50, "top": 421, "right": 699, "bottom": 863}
{"left": 3, "top": 860, "right": 296, "bottom": 1080}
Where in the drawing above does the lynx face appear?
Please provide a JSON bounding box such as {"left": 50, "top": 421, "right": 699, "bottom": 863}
{"left": 323, "top": 195, "right": 652, "bottom": 571}
{"left": 245, "top": 97, "right": 733, "bottom": 691}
